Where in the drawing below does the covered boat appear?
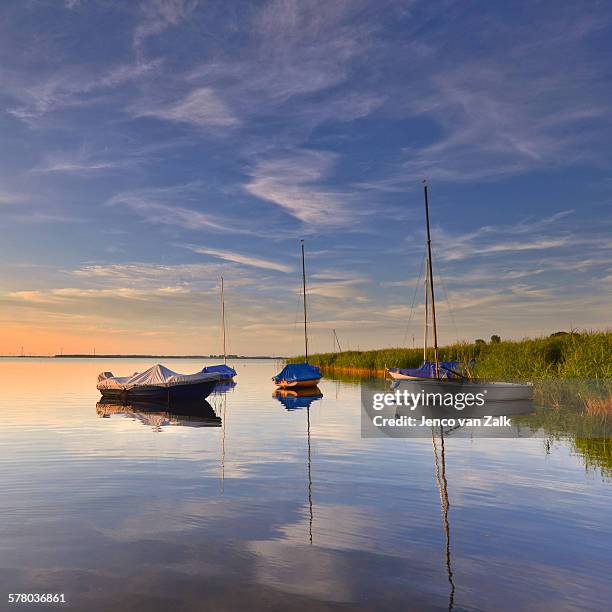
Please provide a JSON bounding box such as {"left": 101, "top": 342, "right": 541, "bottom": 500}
{"left": 202, "top": 363, "right": 237, "bottom": 380}
{"left": 97, "top": 364, "right": 221, "bottom": 402}
{"left": 273, "top": 363, "right": 321, "bottom": 389}
{"left": 386, "top": 360, "right": 471, "bottom": 381}
{"left": 273, "top": 240, "right": 324, "bottom": 389}
{"left": 203, "top": 277, "right": 237, "bottom": 381}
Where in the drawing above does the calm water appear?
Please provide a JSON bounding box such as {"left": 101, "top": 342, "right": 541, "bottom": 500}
{"left": 1, "top": 358, "right": 611, "bottom": 611}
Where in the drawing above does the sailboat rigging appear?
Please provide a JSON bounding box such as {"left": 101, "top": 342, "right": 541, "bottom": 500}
{"left": 424, "top": 256, "right": 429, "bottom": 364}
{"left": 221, "top": 276, "right": 227, "bottom": 365}
{"left": 385, "top": 181, "right": 533, "bottom": 400}
{"left": 424, "top": 180, "right": 440, "bottom": 376}
{"left": 387, "top": 180, "right": 463, "bottom": 381}
{"left": 202, "top": 276, "right": 236, "bottom": 381}
{"left": 273, "top": 240, "right": 322, "bottom": 389}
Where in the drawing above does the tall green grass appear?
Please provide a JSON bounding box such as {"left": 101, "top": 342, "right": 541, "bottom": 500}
{"left": 288, "top": 330, "right": 612, "bottom": 379}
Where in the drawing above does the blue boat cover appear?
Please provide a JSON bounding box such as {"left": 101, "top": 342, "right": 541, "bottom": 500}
{"left": 202, "top": 364, "right": 236, "bottom": 379}
{"left": 272, "top": 363, "right": 321, "bottom": 384}
{"left": 389, "top": 360, "right": 468, "bottom": 379}
{"left": 274, "top": 391, "right": 323, "bottom": 410}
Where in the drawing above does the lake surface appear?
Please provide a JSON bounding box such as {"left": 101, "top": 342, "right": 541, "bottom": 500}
{"left": 1, "top": 358, "right": 611, "bottom": 611}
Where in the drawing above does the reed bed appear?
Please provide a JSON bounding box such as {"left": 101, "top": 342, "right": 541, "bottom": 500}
{"left": 288, "top": 330, "right": 612, "bottom": 379}
{"left": 584, "top": 397, "right": 612, "bottom": 416}
{"left": 290, "top": 331, "right": 612, "bottom": 479}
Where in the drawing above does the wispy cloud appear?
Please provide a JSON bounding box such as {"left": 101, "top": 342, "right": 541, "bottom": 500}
{"left": 427, "top": 210, "right": 584, "bottom": 261}
{"left": 74, "top": 262, "right": 215, "bottom": 280}
{"left": 444, "top": 237, "right": 572, "bottom": 261}
{"left": 133, "top": 0, "right": 199, "bottom": 54}
{"left": 183, "top": 0, "right": 385, "bottom": 136}
{"left": 31, "top": 148, "right": 119, "bottom": 175}
{"left": 105, "top": 182, "right": 287, "bottom": 238}
{"left": 308, "top": 278, "right": 369, "bottom": 301}
{"left": 30, "top": 137, "right": 197, "bottom": 176}
{"left": 186, "top": 246, "right": 292, "bottom": 273}
{"left": 0, "top": 1, "right": 611, "bottom": 352}
{"left": 435, "top": 230, "right": 612, "bottom": 263}
{"left": 8, "top": 286, "right": 190, "bottom": 303}
{"left": 131, "top": 87, "right": 240, "bottom": 128}
{"left": 0, "top": 191, "right": 83, "bottom": 224}
{"left": 356, "top": 8, "right": 612, "bottom": 188}
{"left": 245, "top": 150, "right": 352, "bottom": 225}
{"left": 6, "top": 61, "right": 159, "bottom": 123}
{"left": 0, "top": 191, "right": 26, "bottom": 205}
{"left": 106, "top": 184, "right": 235, "bottom": 232}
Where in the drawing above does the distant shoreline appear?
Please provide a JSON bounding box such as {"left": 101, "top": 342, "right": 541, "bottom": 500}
{"left": 0, "top": 355, "right": 284, "bottom": 360}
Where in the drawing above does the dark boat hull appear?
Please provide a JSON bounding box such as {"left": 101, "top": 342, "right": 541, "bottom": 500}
{"left": 99, "top": 379, "right": 218, "bottom": 403}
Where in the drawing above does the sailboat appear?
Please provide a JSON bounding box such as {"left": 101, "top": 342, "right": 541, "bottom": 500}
{"left": 202, "top": 276, "right": 236, "bottom": 381}
{"left": 386, "top": 181, "right": 468, "bottom": 381}
{"left": 386, "top": 181, "right": 532, "bottom": 401}
{"left": 273, "top": 240, "right": 322, "bottom": 389}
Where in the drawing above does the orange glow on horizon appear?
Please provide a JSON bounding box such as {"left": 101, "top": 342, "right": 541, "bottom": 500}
{"left": 0, "top": 323, "right": 221, "bottom": 356}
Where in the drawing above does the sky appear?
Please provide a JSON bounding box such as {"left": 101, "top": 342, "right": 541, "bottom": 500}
{"left": 0, "top": 0, "right": 611, "bottom": 356}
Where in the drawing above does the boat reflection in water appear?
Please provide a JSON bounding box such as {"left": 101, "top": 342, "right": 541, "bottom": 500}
{"left": 401, "top": 396, "right": 533, "bottom": 609}
{"left": 211, "top": 379, "right": 237, "bottom": 395}
{"left": 207, "top": 378, "right": 235, "bottom": 491}
{"left": 386, "top": 379, "right": 535, "bottom": 439}
{"left": 272, "top": 387, "right": 323, "bottom": 411}
{"left": 393, "top": 399, "right": 535, "bottom": 438}
{"left": 273, "top": 386, "right": 323, "bottom": 545}
{"left": 431, "top": 426, "right": 455, "bottom": 611}
{"left": 96, "top": 398, "right": 221, "bottom": 430}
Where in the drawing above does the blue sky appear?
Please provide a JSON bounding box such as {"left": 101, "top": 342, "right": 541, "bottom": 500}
{"left": 0, "top": 0, "right": 610, "bottom": 355}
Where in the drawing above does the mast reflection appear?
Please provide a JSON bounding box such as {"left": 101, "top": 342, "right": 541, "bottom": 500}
{"left": 432, "top": 427, "right": 455, "bottom": 611}
{"left": 208, "top": 381, "right": 235, "bottom": 492}
{"left": 273, "top": 387, "right": 323, "bottom": 544}
{"left": 307, "top": 402, "right": 313, "bottom": 544}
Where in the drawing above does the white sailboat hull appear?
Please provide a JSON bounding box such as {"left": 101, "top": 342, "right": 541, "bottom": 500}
{"left": 391, "top": 378, "right": 533, "bottom": 401}
{"left": 386, "top": 369, "right": 429, "bottom": 381}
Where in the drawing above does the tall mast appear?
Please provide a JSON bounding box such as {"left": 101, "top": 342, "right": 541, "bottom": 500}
{"left": 423, "top": 180, "right": 440, "bottom": 377}
{"left": 333, "top": 328, "right": 342, "bottom": 353}
{"left": 423, "top": 259, "right": 429, "bottom": 362}
{"left": 221, "top": 276, "right": 227, "bottom": 365}
{"left": 301, "top": 240, "right": 309, "bottom": 362}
